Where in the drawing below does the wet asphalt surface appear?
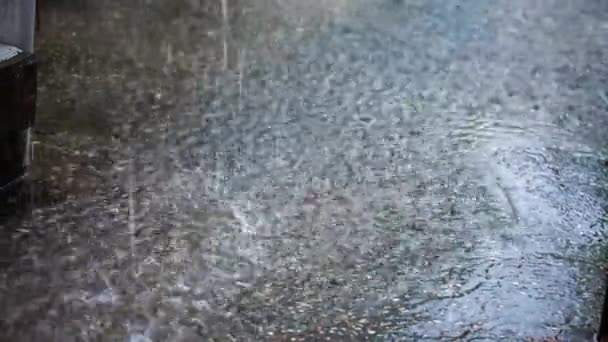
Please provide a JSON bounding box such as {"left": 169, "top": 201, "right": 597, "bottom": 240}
{"left": 1, "top": 0, "right": 608, "bottom": 341}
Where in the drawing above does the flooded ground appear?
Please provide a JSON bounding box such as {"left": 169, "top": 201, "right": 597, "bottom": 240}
{"left": 1, "top": 0, "right": 608, "bottom": 341}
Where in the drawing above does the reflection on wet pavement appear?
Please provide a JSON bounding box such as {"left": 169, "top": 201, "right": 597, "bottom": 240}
{"left": 1, "top": 0, "right": 608, "bottom": 341}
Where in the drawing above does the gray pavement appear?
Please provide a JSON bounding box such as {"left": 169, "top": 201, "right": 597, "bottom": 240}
{"left": 1, "top": 0, "right": 608, "bottom": 341}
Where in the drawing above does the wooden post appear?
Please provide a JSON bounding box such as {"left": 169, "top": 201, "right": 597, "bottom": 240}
{"left": 598, "top": 277, "right": 608, "bottom": 342}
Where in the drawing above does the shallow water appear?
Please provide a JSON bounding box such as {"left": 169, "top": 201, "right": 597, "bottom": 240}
{"left": 1, "top": 0, "right": 608, "bottom": 341}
